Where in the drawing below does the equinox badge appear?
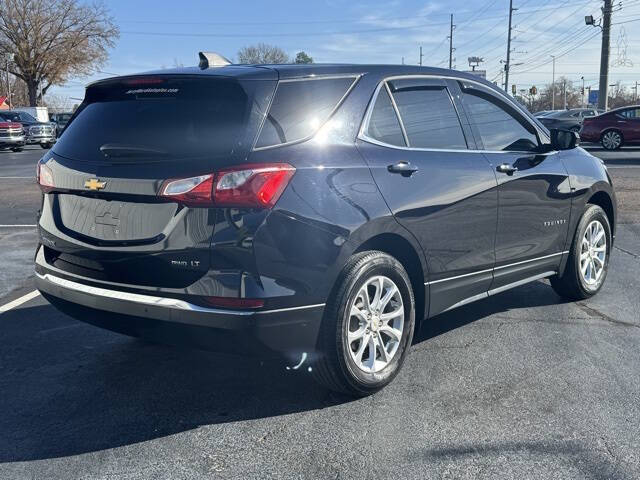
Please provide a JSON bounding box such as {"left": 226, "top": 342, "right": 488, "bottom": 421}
{"left": 84, "top": 178, "right": 106, "bottom": 191}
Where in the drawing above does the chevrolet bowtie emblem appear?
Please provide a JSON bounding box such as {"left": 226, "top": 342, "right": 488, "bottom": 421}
{"left": 84, "top": 178, "right": 106, "bottom": 191}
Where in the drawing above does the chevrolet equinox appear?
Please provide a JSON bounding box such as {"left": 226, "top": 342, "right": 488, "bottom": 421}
{"left": 35, "top": 55, "right": 616, "bottom": 396}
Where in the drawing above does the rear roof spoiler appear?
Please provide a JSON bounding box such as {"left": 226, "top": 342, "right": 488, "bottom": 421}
{"left": 198, "top": 52, "right": 232, "bottom": 69}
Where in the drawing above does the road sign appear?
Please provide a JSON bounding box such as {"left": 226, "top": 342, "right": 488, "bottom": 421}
{"left": 588, "top": 90, "right": 599, "bottom": 105}
{"left": 463, "top": 70, "right": 486, "bottom": 79}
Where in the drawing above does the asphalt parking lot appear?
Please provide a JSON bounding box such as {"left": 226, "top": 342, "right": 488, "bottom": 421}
{"left": 1, "top": 145, "right": 639, "bottom": 479}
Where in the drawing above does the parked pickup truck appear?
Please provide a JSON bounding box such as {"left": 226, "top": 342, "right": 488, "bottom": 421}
{"left": 0, "top": 110, "right": 55, "bottom": 148}
{"left": 0, "top": 121, "right": 26, "bottom": 151}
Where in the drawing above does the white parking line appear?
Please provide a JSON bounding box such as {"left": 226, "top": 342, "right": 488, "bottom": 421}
{"left": 0, "top": 176, "right": 33, "bottom": 179}
{"left": 0, "top": 224, "right": 37, "bottom": 228}
{"left": 0, "top": 290, "right": 40, "bottom": 314}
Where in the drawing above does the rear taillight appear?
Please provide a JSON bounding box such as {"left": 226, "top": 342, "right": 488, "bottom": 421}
{"left": 37, "top": 162, "right": 55, "bottom": 192}
{"left": 159, "top": 163, "right": 295, "bottom": 208}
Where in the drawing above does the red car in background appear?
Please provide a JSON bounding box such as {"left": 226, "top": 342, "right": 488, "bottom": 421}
{"left": 580, "top": 105, "right": 640, "bottom": 150}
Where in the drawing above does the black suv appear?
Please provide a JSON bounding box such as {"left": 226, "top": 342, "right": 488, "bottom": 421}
{"left": 35, "top": 60, "right": 616, "bottom": 396}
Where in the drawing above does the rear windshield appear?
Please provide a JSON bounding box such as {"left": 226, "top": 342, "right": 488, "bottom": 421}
{"left": 53, "top": 76, "right": 275, "bottom": 162}
{"left": 255, "top": 76, "right": 357, "bottom": 149}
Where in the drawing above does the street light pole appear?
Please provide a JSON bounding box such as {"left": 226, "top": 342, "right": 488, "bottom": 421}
{"left": 504, "top": 0, "right": 514, "bottom": 93}
{"left": 551, "top": 55, "right": 556, "bottom": 110}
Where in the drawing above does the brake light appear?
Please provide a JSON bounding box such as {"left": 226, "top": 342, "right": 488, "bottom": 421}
{"left": 159, "top": 163, "right": 295, "bottom": 209}
{"left": 37, "top": 162, "right": 55, "bottom": 192}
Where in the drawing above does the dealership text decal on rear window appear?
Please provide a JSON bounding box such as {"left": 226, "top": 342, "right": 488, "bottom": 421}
{"left": 125, "top": 88, "right": 179, "bottom": 95}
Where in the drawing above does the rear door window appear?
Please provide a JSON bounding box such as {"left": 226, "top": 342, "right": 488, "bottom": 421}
{"left": 365, "top": 86, "right": 406, "bottom": 147}
{"left": 255, "top": 76, "right": 357, "bottom": 149}
{"left": 389, "top": 84, "right": 467, "bottom": 149}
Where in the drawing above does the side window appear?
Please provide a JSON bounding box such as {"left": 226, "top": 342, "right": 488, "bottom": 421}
{"left": 255, "top": 77, "right": 356, "bottom": 149}
{"left": 460, "top": 87, "right": 539, "bottom": 152}
{"left": 390, "top": 85, "right": 467, "bottom": 149}
{"left": 365, "top": 86, "right": 406, "bottom": 147}
{"left": 621, "top": 108, "right": 640, "bottom": 119}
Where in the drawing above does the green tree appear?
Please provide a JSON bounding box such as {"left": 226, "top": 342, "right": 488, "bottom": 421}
{"left": 294, "top": 51, "right": 313, "bottom": 64}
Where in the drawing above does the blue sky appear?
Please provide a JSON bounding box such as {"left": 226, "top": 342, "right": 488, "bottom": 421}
{"left": 52, "top": 0, "right": 640, "bottom": 103}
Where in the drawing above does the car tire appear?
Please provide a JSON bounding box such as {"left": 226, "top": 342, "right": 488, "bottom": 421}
{"left": 601, "top": 130, "right": 623, "bottom": 150}
{"left": 550, "top": 204, "right": 611, "bottom": 300}
{"left": 41, "top": 143, "right": 53, "bottom": 149}
{"left": 11, "top": 147, "right": 23, "bottom": 152}
{"left": 312, "top": 250, "right": 415, "bottom": 397}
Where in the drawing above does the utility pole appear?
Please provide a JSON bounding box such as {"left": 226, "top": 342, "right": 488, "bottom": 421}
{"left": 582, "top": 76, "right": 586, "bottom": 107}
{"left": 563, "top": 79, "right": 567, "bottom": 109}
{"left": 419, "top": 46, "right": 423, "bottom": 66}
{"left": 448, "top": 14, "right": 455, "bottom": 70}
{"left": 504, "top": 0, "right": 515, "bottom": 93}
{"left": 598, "top": 0, "right": 613, "bottom": 110}
{"left": 551, "top": 55, "right": 556, "bottom": 110}
{"left": 633, "top": 81, "right": 638, "bottom": 102}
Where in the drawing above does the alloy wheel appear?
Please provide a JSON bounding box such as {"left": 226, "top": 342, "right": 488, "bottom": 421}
{"left": 346, "top": 275, "right": 404, "bottom": 373}
{"left": 580, "top": 220, "right": 607, "bottom": 286}
{"left": 602, "top": 131, "right": 621, "bottom": 150}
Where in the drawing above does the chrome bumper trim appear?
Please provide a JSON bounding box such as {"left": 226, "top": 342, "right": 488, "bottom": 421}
{"left": 36, "top": 273, "right": 324, "bottom": 316}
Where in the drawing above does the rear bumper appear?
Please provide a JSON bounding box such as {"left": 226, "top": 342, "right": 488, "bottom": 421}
{"left": 37, "top": 271, "right": 324, "bottom": 360}
{"left": 35, "top": 251, "right": 325, "bottom": 360}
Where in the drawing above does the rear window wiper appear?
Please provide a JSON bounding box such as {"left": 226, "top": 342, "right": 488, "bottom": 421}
{"left": 99, "top": 143, "right": 169, "bottom": 158}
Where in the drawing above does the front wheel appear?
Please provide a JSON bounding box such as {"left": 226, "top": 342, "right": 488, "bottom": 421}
{"left": 11, "top": 147, "right": 23, "bottom": 152}
{"left": 312, "top": 251, "right": 415, "bottom": 397}
{"left": 41, "top": 143, "right": 53, "bottom": 149}
{"left": 601, "top": 130, "right": 623, "bottom": 150}
{"left": 550, "top": 204, "right": 611, "bottom": 300}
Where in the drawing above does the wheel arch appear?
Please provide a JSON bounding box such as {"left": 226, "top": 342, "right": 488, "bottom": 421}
{"left": 587, "top": 190, "right": 615, "bottom": 238}
{"left": 353, "top": 232, "right": 427, "bottom": 332}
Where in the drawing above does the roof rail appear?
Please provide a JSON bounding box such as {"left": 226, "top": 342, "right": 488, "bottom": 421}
{"left": 198, "top": 52, "right": 232, "bottom": 69}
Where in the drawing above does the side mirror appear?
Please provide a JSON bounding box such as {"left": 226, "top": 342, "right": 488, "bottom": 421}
{"left": 550, "top": 128, "right": 579, "bottom": 150}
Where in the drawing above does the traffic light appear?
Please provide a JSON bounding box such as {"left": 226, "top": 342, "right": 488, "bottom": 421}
{"left": 512, "top": 84, "right": 516, "bottom": 95}
{"left": 581, "top": 87, "right": 585, "bottom": 95}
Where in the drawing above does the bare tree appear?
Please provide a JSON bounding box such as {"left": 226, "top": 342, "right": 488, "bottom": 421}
{"left": 0, "top": 0, "right": 119, "bottom": 106}
{"left": 237, "top": 43, "right": 289, "bottom": 64}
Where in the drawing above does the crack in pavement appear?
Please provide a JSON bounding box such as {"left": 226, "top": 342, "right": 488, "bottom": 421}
{"left": 614, "top": 245, "right": 640, "bottom": 259}
{"left": 576, "top": 302, "right": 639, "bottom": 329}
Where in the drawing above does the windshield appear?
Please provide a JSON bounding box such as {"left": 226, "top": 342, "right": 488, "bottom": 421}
{"left": 1, "top": 111, "right": 37, "bottom": 122}
{"left": 53, "top": 76, "right": 275, "bottom": 162}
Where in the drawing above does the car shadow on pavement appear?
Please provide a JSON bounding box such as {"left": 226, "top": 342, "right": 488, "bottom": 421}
{"left": 0, "top": 304, "right": 349, "bottom": 462}
{"left": 1, "top": 280, "right": 568, "bottom": 462}
{"left": 414, "top": 280, "right": 568, "bottom": 344}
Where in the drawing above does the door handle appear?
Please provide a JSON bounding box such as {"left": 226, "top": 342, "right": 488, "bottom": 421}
{"left": 496, "top": 163, "right": 518, "bottom": 176}
{"left": 387, "top": 161, "right": 418, "bottom": 177}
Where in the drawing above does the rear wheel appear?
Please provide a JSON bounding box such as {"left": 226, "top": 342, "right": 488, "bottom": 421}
{"left": 550, "top": 204, "right": 611, "bottom": 300}
{"left": 601, "top": 130, "right": 623, "bottom": 150}
{"left": 11, "top": 147, "right": 23, "bottom": 152}
{"left": 41, "top": 142, "right": 53, "bottom": 149}
{"left": 313, "top": 251, "right": 415, "bottom": 397}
